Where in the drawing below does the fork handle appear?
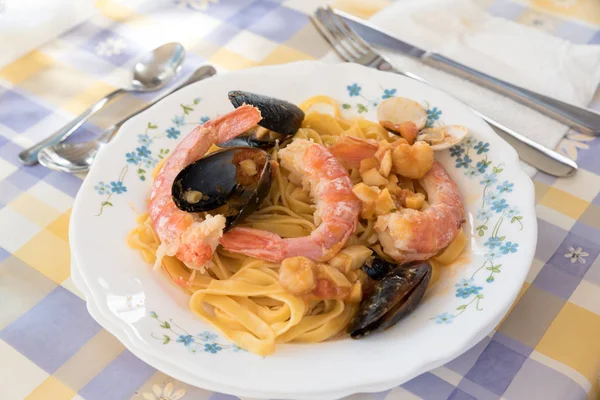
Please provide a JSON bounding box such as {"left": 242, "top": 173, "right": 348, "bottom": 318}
{"left": 422, "top": 52, "right": 600, "bottom": 136}
{"left": 380, "top": 64, "right": 577, "bottom": 177}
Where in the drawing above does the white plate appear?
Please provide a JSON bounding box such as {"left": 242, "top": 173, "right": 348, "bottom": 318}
{"left": 70, "top": 61, "right": 536, "bottom": 400}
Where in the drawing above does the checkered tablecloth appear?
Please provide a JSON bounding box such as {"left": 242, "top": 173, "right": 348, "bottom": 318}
{"left": 1, "top": 0, "right": 600, "bottom": 399}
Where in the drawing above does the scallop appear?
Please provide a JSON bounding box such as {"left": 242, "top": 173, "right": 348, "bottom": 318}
{"left": 377, "top": 97, "right": 428, "bottom": 143}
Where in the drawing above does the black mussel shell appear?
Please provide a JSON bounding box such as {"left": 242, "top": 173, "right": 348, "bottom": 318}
{"left": 172, "top": 147, "right": 271, "bottom": 229}
{"left": 228, "top": 90, "right": 304, "bottom": 136}
{"left": 217, "top": 127, "right": 279, "bottom": 149}
{"left": 348, "top": 261, "right": 432, "bottom": 339}
{"left": 216, "top": 135, "right": 271, "bottom": 149}
{"left": 362, "top": 256, "right": 396, "bottom": 281}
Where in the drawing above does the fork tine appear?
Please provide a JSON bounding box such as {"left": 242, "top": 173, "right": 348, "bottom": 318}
{"left": 321, "top": 6, "right": 369, "bottom": 58}
{"left": 314, "top": 7, "right": 362, "bottom": 61}
{"left": 325, "top": 6, "right": 374, "bottom": 55}
{"left": 309, "top": 16, "right": 352, "bottom": 62}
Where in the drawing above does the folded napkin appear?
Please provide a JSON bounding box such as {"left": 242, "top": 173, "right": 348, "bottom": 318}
{"left": 330, "top": 0, "right": 600, "bottom": 176}
{"left": 0, "top": 0, "right": 96, "bottom": 69}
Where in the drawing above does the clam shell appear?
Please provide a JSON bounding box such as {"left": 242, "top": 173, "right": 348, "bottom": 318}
{"left": 417, "top": 125, "right": 468, "bottom": 151}
{"left": 377, "top": 97, "right": 428, "bottom": 132}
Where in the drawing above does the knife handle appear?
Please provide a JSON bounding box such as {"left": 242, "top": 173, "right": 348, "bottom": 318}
{"left": 422, "top": 52, "right": 600, "bottom": 136}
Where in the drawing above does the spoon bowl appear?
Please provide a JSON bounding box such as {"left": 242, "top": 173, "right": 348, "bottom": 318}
{"left": 131, "top": 42, "right": 185, "bottom": 91}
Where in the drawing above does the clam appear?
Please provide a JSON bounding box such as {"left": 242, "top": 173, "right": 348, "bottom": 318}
{"left": 377, "top": 97, "right": 428, "bottom": 144}
{"left": 416, "top": 125, "right": 468, "bottom": 151}
{"left": 348, "top": 258, "right": 431, "bottom": 338}
{"left": 219, "top": 91, "right": 305, "bottom": 148}
{"left": 172, "top": 147, "right": 271, "bottom": 229}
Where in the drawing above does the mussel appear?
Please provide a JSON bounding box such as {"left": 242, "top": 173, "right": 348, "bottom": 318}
{"left": 216, "top": 126, "right": 279, "bottom": 149}
{"left": 219, "top": 91, "right": 305, "bottom": 148}
{"left": 362, "top": 256, "right": 396, "bottom": 281}
{"left": 172, "top": 147, "right": 271, "bottom": 229}
{"left": 348, "top": 257, "right": 432, "bottom": 339}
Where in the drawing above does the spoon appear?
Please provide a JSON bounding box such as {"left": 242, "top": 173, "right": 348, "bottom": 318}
{"left": 19, "top": 42, "right": 186, "bottom": 166}
{"left": 38, "top": 65, "right": 217, "bottom": 173}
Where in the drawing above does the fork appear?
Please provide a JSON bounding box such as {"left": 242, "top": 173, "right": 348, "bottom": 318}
{"left": 310, "top": 6, "right": 577, "bottom": 177}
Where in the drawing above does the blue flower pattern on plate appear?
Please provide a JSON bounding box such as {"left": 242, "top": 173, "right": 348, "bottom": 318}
{"left": 476, "top": 208, "right": 494, "bottom": 220}
{"left": 485, "top": 237, "right": 503, "bottom": 249}
{"left": 500, "top": 242, "right": 518, "bottom": 254}
{"left": 198, "top": 331, "right": 218, "bottom": 342}
{"left": 492, "top": 199, "right": 509, "bottom": 213}
{"left": 442, "top": 128, "right": 522, "bottom": 322}
{"left": 172, "top": 115, "right": 185, "bottom": 127}
{"left": 435, "top": 313, "right": 454, "bottom": 324}
{"left": 464, "top": 166, "right": 480, "bottom": 177}
{"left": 476, "top": 160, "right": 490, "bottom": 174}
{"left": 136, "top": 146, "right": 151, "bottom": 158}
{"left": 137, "top": 134, "right": 153, "bottom": 146}
{"left": 94, "top": 182, "right": 111, "bottom": 195}
{"left": 480, "top": 173, "right": 497, "bottom": 186}
{"left": 382, "top": 88, "right": 397, "bottom": 99}
{"left": 204, "top": 343, "right": 223, "bottom": 354}
{"left": 126, "top": 151, "right": 141, "bottom": 164}
{"left": 110, "top": 181, "right": 127, "bottom": 194}
{"left": 150, "top": 312, "right": 240, "bottom": 354}
{"left": 474, "top": 141, "right": 489, "bottom": 154}
{"left": 347, "top": 83, "right": 361, "bottom": 97}
{"left": 455, "top": 155, "right": 472, "bottom": 168}
{"left": 450, "top": 146, "right": 464, "bottom": 157}
{"left": 497, "top": 181, "right": 514, "bottom": 193}
{"left": 426, "top": 107, "right": 441, "bottom": 121}
{"left": 177, "top": 335, "right": 195, "bottom": 346}
{"left": 166, "top": 127, "right": 180, "bottom": 139}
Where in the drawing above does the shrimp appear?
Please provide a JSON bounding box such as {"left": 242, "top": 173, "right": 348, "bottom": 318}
{"left": 329, "top": 136, "right": 463, "bottom": 263}
{"left": 330, "top": 136, "right": 433, "bottom": 179}
{"left": 148, "top": 105, "right": 262, "bottom": 270}
{"left": 220, "top": 139, "right": 361, "bottom": 262}
{"left": 376, "top": 162, "right": 464, "bottom": 262}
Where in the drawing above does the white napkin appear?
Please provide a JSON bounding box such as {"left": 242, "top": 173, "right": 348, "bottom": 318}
{"left": 335, "top": 0, "right": 600, "bottom": 176}
{"left": 0, "top": 0, "right": 96, "bottom": 69}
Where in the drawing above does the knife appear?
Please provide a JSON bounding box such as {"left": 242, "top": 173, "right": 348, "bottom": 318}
{"left": 334, "top": 9, "right": 600, "bottom": 136}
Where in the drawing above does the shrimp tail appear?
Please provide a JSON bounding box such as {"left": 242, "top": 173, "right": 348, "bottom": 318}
{"left": 207, "top": 104, "right": 263, "bottom": 144}
{"left": 328, "top": 136, "right": 378, "bottom": 168}
{"left": 220, "top": 227, "right": 285, "bottom": 263}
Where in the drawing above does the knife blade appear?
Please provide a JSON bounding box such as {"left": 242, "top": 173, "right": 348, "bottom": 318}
{"left": 333, "top": 8, "right": 600, "bottom": 137}
{"left": 334, "top": 9, "right": 426, "bottom": 58}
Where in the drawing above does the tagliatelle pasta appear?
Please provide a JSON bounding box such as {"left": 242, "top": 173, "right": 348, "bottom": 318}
{"left": 127, "top": 95, "right": 467, "bottom": 355}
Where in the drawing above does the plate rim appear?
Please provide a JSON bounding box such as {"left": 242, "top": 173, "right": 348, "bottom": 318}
{"left": 70, "top": 60, "right": 538, "bottom": 399}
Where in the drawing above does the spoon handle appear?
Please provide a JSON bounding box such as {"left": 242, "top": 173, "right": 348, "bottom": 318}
{"left": 18, "top": 87, "right": 127, "bottom": 165}
{"left": 99, "top": 66, "right": 219, "bottom": 144}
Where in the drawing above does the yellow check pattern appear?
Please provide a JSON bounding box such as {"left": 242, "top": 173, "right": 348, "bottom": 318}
{"left": 0, "top": 0, "right": 600, "bottom": 399}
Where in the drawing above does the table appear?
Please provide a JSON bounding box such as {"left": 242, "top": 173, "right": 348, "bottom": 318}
{"left": 1, "top": 0, "right": 600, "bottom": 399}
